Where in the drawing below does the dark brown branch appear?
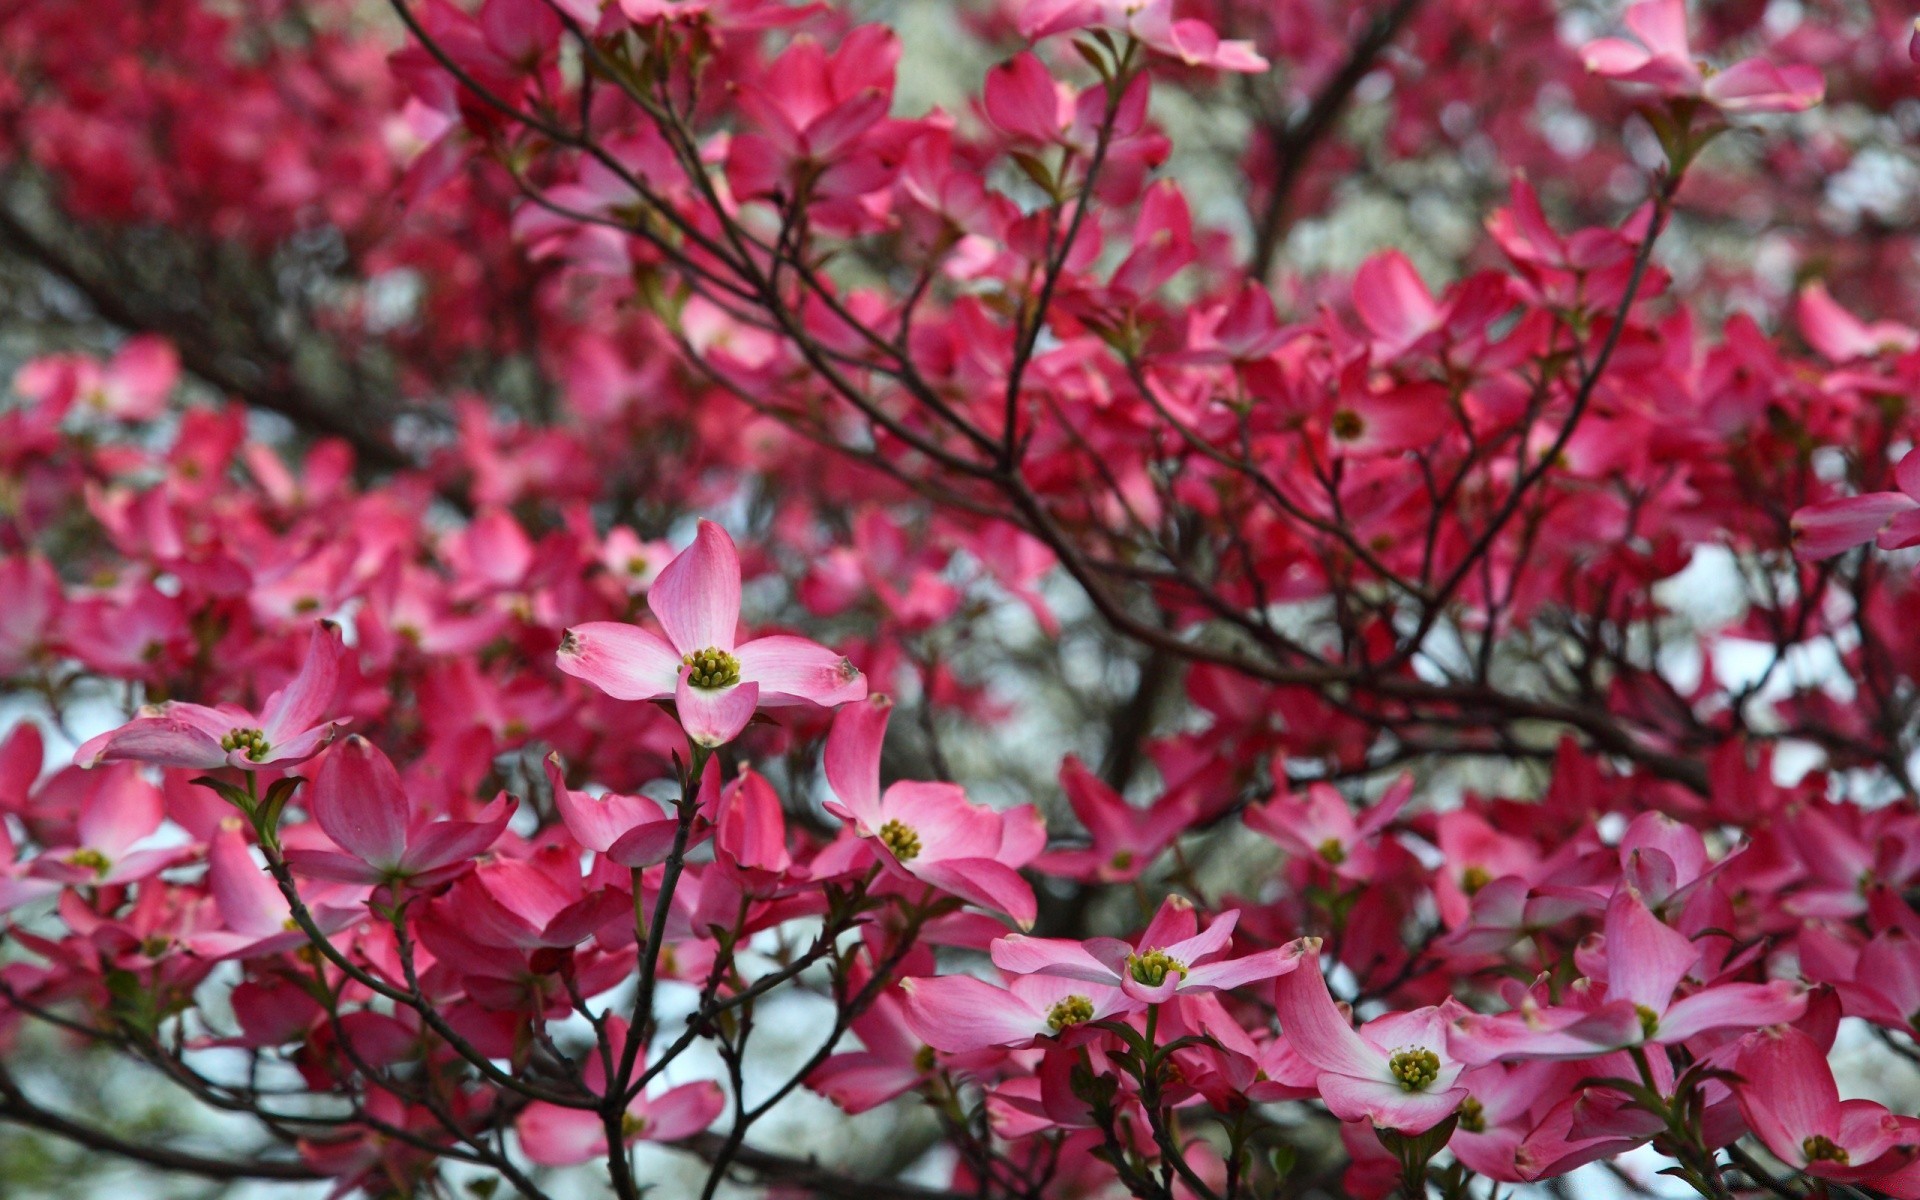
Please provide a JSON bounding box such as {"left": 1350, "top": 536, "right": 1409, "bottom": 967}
{"left": 1247, "top": 0, "right": 1425, "bottom": 279}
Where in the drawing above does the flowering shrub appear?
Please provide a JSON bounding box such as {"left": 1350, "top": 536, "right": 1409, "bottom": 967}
{"left": 5, "top": 0, "right": 1920, "bottom": 1198}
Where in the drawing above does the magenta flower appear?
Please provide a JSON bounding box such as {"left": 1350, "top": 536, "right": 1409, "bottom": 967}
{"left": 1733, "top": 1025, "right": 1920, "bottom": 1186}
{"left": 191, "top": 824, "right": 364, "bottom": 960}
{"left": 1581, "top": 0, "right": 1823, "bottom": 114}
{"left": 76, "top": 620, "right": 348, "bottom": 771}
{"left": 557, "top": 520, "right": 867, "bottom": 747}
{"left": 1031, "top": 755, "right": 1194, "bottom": 884}
{"left": 29, "top": 764, "right": 191, "bottom": 888}
{"left": 822, "top": 696, "right": 1044, "bottom": 928}
{"left": 899, "top": 972, "right": 1136, "bottom": 1053}
{"left": 1246, "top": 774, "right": 1411, "bottom": 882}
{"left": 282, "top": 736, "right": 514, "bottom": 890}
{"left": 990, "top": 897, "right": 1307, "bottom": 1005}
{"left": 1274, "top": 942, "right": 1469, "bottom": 1133}
{"left": 1018, "top": 0, "right": 1267, "bottom": 73}
{"left": 806, "top": 981, "right": 934, "bottom": 1114}
{"left": 1453, "top": 888, "right": 1807, "bottom": 1060}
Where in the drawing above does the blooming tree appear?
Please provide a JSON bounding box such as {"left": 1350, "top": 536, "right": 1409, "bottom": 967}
{"left": 3, "top": 0, "right": 1920, "bottom": 1197}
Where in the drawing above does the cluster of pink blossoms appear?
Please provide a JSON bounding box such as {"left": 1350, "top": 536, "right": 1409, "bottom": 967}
{"left": 7, "top": 0, "right": 1920, "bottom": 1197}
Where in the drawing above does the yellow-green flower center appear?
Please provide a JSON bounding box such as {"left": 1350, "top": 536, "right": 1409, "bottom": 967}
{"left": 1389, "top": 1047, "right": 1441, "bottom": 1092}
{"left": 1802, "top": 1134, "right": 1849, "bottom": 1165}
{"left": 682, "top": 646, "right": 741, "bottom": 690}
{"left": 1128, "top": 949, "right": 1188, "bottom": 988}
{"left": 66, "top": 848, "right": 111, "bottom": 876}
{"left": 1460, "top": 864, "right": 1492, "bottom": 895}
{"left": 1635, "top": 1004, "right": 1661, "bottom": 1040}
{"left": 1047, "top": 995, "right": 1096, "bottom": 1032}
{"left": 913, "top": 1045, "right": 937, "bottom": 1072}
{"left": 220, "top": 727, "right": 271, "bottom": 761}
{"left": 1317, "top": 837, "right": 1347, "bottom": 865}
{"left": 1456, "top": 1095, "right": 1485, "bottom": 1133}
{"left": 1331, "top": 409, "right": 1366, "bottom": 441}
{"left": 619, "top": 1111, "right": 649, "bottom": 1139}
{"left": 878, "top": 819, "right": 921, "bottom": 863}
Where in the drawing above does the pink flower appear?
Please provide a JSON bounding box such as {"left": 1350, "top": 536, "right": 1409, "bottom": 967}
{"left": 76, "top": 620, "right": 348, "bottom": 771}
{"left": 822, "top": 697, "right": 1044, "bottom": 928}
{"left": 557, "top": 520, "right": 867, "bottom": 747}
{"left": 899, "top": 972, "right": 1136, "bottom": 1052}
{"left": 190, "top": 823, "right": 364, "bottom": 960}
{"left": 807, "top": 981, "right": 936, "bottom": 1114}
{"left": 990, "top": 897, "right": 1307, "bottom": 1004}
{"left": 598, "top": 526, "right": 676, "bottom": 594}
{"left": 283, "top": 736, "right": 514, "bottom": 889}
{"left": 1246, "top": 774, "right": 1410, "bottom": 882}
{"left": 1274, "top": 942, "right": 1469, "bottom": 1133}
{"left": 1018, "top": 0, "right": 1267, "bottom": 72}
{"left": 1733, "top": 1025, "right": 1920, "bottom": 1185}
{"left": 517, "top": 1019, "right": 725, "bottom": 1166}
{"left": 1031, "top": 756, "right": 1193, "bottom": 883}
{"left": 1792, "top": 447, "right": 1920, "bottom": 560}
{"left": 1581, "top": 0, "right": 1823, "bottom": 113}
{"left": 29, "top": 764, "right": 192, "bottom": 887}
{"left": 1452, "top": 889, "right": 1807, "bottom": 1060}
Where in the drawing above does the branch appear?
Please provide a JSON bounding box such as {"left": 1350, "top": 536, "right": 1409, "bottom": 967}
{"left": 0, "top": 1064, "right": 320, "bottom": 1183}
{"left": 1247, "top": 0, "right": 1425, "bottom": 279}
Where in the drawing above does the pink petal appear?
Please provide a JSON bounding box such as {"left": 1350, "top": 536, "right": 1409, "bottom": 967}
{"left": 1623, "top": 0, "right": 1690, "bottom": 62}
{"left": 911, "top": 856, "right": 1037, "bottom": 929}
{"left": 1703, "top": 58, "right": 1824, "bottom": 113}
{"left": 1793, "top": 492, "right": 1917, "bottom": 559}
{"left": 1274, "top": 947, "right": 1383, "bottom": 1078}
{"left": 1734, "top": 1025, "right": 1836, "bottom": 1163}
{"left": 556, "top": 621, "right": 681, "bottom": 700}
{"left": 634, "top": 1080, "right": 726, "bottom": 1143}
{"left": 1182, "top": 942, "right": 1310, "bottom": 993}
{"left": 545, "top": 754, "right": 666, "bottom": 855}
{"left": 824, "top": 696, "right": 890, "bottom": 828}
{"left": 309, "top": 736, "right": 410, "bottom": 872}
{"left": 75, "top": 763, "right": 162, "bottom": 856}
{"left": 258, "top": 621, "right": 346, "bottom": 743}
{"left": 991, "top": 934, "right": 1118, "bottom": 985}
{"left": 648, "top": 520, "right": 742, "bottom": 654}
{"left": 517, "top": 1102, "right": 607, "bottom": 1166}
{"left": 75, "top": 717, "right": 225, "bottom": 770}
{"left": 208, "top": 826, "right": 288, "bottom": 937}
{"left": 1320, "top": 1075, "right": 1467, "bottom": 1132}
{"left": 1602, "top": 888, "right": 1696, "bottom": 1013}
{"left": 900, "top": 974, "right": 1047, "bottom": 1051}
{"left": 1656, "top": 980, "right": 1806, "bottom": 1042}
{"left": 674, "top": 675, "right": 759, "bottom": 748}
{"left": 400, "top": 795, "right": 516, "bottom": 876}
{"left": 734, "top": 634, "right": 866, "bottom": 706}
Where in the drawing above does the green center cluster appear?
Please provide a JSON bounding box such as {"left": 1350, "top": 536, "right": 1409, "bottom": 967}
{"left": 1455, "top": 1095, "right": 1486, "bottom": 1132}
{"left": 1388, "top": 1047, "right": 1442, "bottom": 1092}
{"left": 1047, "top": 995, "right": 1096, "bottom": 1031}
{"left": 1127, "top": 950, "right": 1187, "bottom": 988}
{"left": 220, "top": 727, "right": 271, "bottom": 761}
{"left": 1316, "top": 838, "right": 1348, "bottom": 865}
{"left": 682, "top": 646, "right": 741, "bottom": 690}
{"left": 65, "top": 848, "right": 111, "bottom": 877}
{"left": 1802, "top": 1135, "right": 1849, "bottom": 1165}
{"left": 1635, "top": 1004, "right": 1661, "bottom": 1040}
{"left": 878, "top": 819, "right": 921, "bottom": 863}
